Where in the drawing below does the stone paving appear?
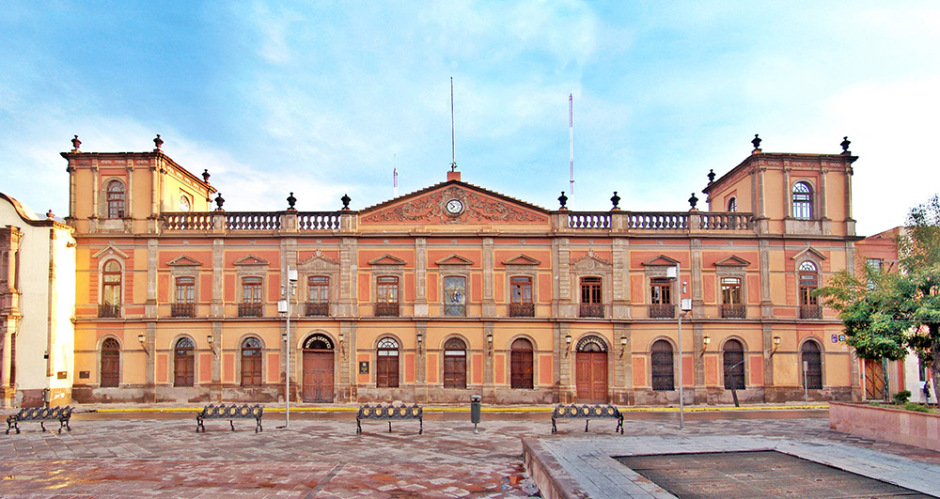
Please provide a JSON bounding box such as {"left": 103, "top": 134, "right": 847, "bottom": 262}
{"left": 0, "top": 406, "right": 938, "bottom": 497}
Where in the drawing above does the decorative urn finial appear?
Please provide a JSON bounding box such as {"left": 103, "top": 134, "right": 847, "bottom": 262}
{"left": 707, "top": 169, "right": 715, "bottom": 184}
{"left": 202, "top": 169, "right": 210, "bottom": 183}
{"left": 153, "top": 134, "right": 164, "bottom": 151}
{"left": 841, "top": 136, "right": 851, "bottom": 154}
{"left": 688, "top": 192, "right": 699, "bottom": 210}
{"left": 611, "top": 191, "right": 621, "bottom": 210}
{"left": 287, "top": 192, "right": 297, "bottom": 210}
{"left": 214, "top": 192, "right": 225, "bottom": 211}
{"left": 70, "top": 135, "right": 81, "bottom": 152}
{"left": 558, "top": 191, "right": 568, "bottom": 209}
{"left": 341, "top": 193, "right": 351, "bottom": 210}
{"left": 751, "top": 134, "right": 762, "bottom": 153}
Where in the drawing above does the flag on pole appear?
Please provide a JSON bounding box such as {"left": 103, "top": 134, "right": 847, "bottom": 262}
{"left": 393, "top": 168, "right": 398, "bottom": 187}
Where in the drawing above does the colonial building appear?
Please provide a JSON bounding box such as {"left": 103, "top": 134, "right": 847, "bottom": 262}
{"left": 61, "top": 134, "right": 864, "bottom": 406}
{"left": 0, "top": 192, "right": 76, "bottom": 408}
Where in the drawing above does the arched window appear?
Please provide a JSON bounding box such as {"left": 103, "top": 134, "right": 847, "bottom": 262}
{"left": 727, "top": 197, "right": 737, "bottom": 212}
{"left": 792, "top": 181, "right": 813, "bottom": 220}
{"left": 801, "top": 341, "right": 823, "bottom": 389}
{"left": 799, "top": 261, "right": 821, "bottom": 319}
{"left": 651, "top": 340, "right": 674, "bottom": 391}
{"left": 376, "top": 337, "right": 400, "bottom": 388}
{"left": 100, "top": 260, "right": 122, "bottom": 318}
{"left": 100, "top": 338, "right": 120, "bottom": 387}
{"left": 241, "top": 337, "right": 262, "bottom": 387}
{"left": 106, "top": 180, "right": 126, "bottom": 218}
{"left": 510, "top": 338, "right": 534, "bottom": 389}
{"left": 443, "top": 337, "right": 467, "bottom": 389}
{"left": 723, "top": 339, "right": 745, "bottom": 390}
{"left": 174, "top": 337, "right": 195, "bottom": 387}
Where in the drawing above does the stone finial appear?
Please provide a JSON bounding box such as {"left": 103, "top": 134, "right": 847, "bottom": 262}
{"left": 70, "top": 135, "right": 81, "bottom": 153}
{"left": 202, "top": 169, "right": 210, "bottom": 183}
{"left": 751, "top": 134, "right": 762, "bottom": 153}
{"left": 688, "top": 192, "right": 699, "bottom": 210}
{"left": 611, "top": 191, "right": 621, "bottom": 210}
{"left": 841, "top": 136, "right": 851, "bottom": 154}
{"left": 287, "top": 192, "right": 297, "bottom": 210}
{"left": 707, "top": 169, "right": 716, "bottom": 184}
{"left": 46, "top": 210, "right": 55, "bottom": 219}
{"left": 214, "top": 192, "right": 225, "bottom": 211}
{"left": 153, "top": 134, "right": 164, "bottom": 151}
{"left": 341, "top": 193, "right": 351, "bottom": 210}
{"left": 558, "top": 191, "right": 568, "bottom": 209}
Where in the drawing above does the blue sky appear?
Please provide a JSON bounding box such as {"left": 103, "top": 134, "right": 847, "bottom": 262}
{"left": 1, "top": 1, "right": 938, "bottom": 235}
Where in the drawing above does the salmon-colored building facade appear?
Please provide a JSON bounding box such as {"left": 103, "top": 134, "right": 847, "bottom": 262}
{"left": 63, "top": 135, "right": 865, "bottom": 405}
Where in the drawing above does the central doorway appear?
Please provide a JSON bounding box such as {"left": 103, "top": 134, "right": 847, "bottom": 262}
{"left": 575, "top": 335, "right": 609, "bottom": 404}
{"left": 302, "top": 334, "right": 335, "bottom": 403}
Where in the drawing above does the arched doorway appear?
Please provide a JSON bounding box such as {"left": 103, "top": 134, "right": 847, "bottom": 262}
{"left": 302, "top": 334, "right": 334, "bottom": 402}
{"left": 575, "top": 335, "right": 608, "bottom": 403}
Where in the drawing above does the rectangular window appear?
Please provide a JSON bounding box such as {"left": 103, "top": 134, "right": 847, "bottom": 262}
{"left": 172, "top": 276, "right": 195, "bottom": 317}
{"left": 239, "top": 276, "right": 263, "bottom": 317}
{"left": 375, "top": 276, "right": 399, "bottom": 317}
{"left": 510, "top": 276, "right": 534, "bottom": 317}
{"left": 579, "top": 277, "right": 603, "bottom": 318}
{"left": 720, "top": 277, "right": 745, "bottom": 318}
{"left": 649, "top": 278, "right": 674, "bottom": 318}
{"left": 306, "top": 276, "right": 329, "bottom": 316}
{"left": 799, "top": 272, "right": 821, "bottom": 319}
{"left": 443, "top": 276, "right": 466, "bottom": 316}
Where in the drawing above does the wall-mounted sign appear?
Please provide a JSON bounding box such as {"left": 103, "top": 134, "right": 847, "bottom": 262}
{"left": 359, "top": 361, "right": 369, "bottom": 374}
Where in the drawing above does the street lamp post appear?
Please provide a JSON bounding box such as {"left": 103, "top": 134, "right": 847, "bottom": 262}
{"left": 277, "top": 268, "right": 298, "bottom": 429}
{"left": 667, "top": 264, "right": 691, "bottom": 429}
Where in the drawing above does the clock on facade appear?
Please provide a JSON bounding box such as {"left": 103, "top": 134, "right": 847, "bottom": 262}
{"left": 445, "top": 198, "right": 463, "bottom": 215}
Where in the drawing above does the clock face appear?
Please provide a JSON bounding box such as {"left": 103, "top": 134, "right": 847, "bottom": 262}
{"left": 445, "top": 199, "right": 463, "bottom": 215}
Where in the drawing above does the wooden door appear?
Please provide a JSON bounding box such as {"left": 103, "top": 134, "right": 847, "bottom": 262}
{"left": 576, "top": 352, "right": 608, "bottom": 403}
{"left": 865, "top": 359, "right": 885, "bottom": 400}
{"left": 303, "top": 351, "right": 334, "bottom": 402}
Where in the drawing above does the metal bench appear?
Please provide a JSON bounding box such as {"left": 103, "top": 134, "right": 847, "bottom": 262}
{"left": 6, "top": 406, "right": 73, "bottom": 434}
{"left": 551, "top": 404, "right": 623, "bottom": 434}
{"left": 356, "top": 403, "right": 423, "bottom": 434}
{"left": 195, "top": 404, "right": 263, "bottom": 433}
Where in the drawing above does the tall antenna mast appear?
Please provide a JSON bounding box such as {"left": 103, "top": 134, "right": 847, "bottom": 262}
{"left": 450, "top": 77, "right": 457, "bottom": 172}
{"left": 393, "top": 154, "right": 398, "bottom": 198}
{"left": 569, "top": 93, "right": 574, "bottom": 202}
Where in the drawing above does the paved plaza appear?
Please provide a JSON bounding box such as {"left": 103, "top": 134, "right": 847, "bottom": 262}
{"left": 1, "top": 405, "right": 938, "bottom": 497}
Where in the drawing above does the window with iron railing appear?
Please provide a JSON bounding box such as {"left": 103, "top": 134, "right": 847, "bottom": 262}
{"left": 375, "top": 276, "right": 399, "bottom": 317}
{"left": 173, "top": 276, "right": 195, "bottom": 317}
{"left": 510, "top": 276, "right": 534, "bottom": 317}
{"left": 100, "top": 260, "right": 122, "bottom": 318}
{"left": 649, "top": 278, "right": 674, "bottom": 318}
{"left": 799, "top": 262, "right": 820, "bottom": 319}
{"left": 580, "top": 277, "right": 603, "bottom": 318}
{"left": 306, "top": 276, "right": 329, "bottom": 316}
{"left": 239, "top": 276, "right": 263, "bottom": 317}
{"left": 720, "top": 277, "right": 745, "bottom": 318}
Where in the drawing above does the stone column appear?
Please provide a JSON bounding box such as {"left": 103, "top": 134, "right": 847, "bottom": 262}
{"left": 763, "top": 323, "right": 775, "bottom": 401}
{"left": 482, "top": 238, "right": 495, "bottom": 317}
{"left": 211, "top": 239, "right": 224, "bottom": 318}
{"left": 414, "top": 238, "right": 427, "bottom": 317}
{"left": 146, "top": 239, "right": 158, "bottom": 318}
{"left": 339, "top": 238, "right": 357, "bottom": 317}
{"left": 693, "top": 322, "right": 706, "bottom": 403}
{"left": 759, "top": 239, "right": 773, "bottom": 318}
{"left": 690, "top": 238, "right": 704, "bottom": 319}
{"left": 612, "top": 239, "right": 629, "bottom": 318}
{"left": 555, "top": 322, "right": 572, "bottom": 403}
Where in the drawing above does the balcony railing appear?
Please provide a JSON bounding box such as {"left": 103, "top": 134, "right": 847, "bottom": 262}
{"left": 509, "top": 303, "right": 535, "bottom": 317}
{"left": 699, "top": 213, "right": 753, "bottom": 230}
{"left": 568, "top": 212, "right": 611, "bottom": 229}
{"left": 225, "top": 212, "right": 281, "bottom": 231}
{"left": 800, "top": 305, "right": 823, "bottom": 319}
{"left": 628, "top": 213, "right": 688, "bottom": 230}
{"left": 163, "top": 213, "right": 213, "bottom": 231}
{"left": 375, "top": 302, "right": 399, "bottom": 317}
{"left": 721, "top": 304, "right": 747, "bottom": 319}
{"left": 305, "top": 302, "right": 329, "bottom": 317}
{"left": 238, "top": 302, "right": 263, "bottom": 317}
{"left": 298, "top": 212, "right": 341, "bottom": 231}
{"left": 649, "top": 303, "right": 675, "bottom": 319}
{"left": 98, "top": 304, "right": 121, "bottom": 318}
{"left": 171, "top": 302, "right": 196, "bottom": 317}
{"left": 579, "top": 303, "right": 605, "bottom": 318}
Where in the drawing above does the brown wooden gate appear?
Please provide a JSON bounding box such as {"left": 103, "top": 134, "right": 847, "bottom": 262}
{"left": 865, "top": 359, "right": 886, "bottom": 400}
{"left": 303, "top": 350, "right": 334, "bottom": 403}
{"left": 576, "top": 352, "right": 608, "bottom": 403}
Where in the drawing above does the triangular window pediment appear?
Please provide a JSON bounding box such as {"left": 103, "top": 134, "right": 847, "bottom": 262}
{"left": 93, "top": 244, "right": 129, "bottom": 260}
{"left": 573, "top": 252, "right": 612, "bottom": 270}
{"left": 368, "top": 254, "right": 407, "bottom": 266}
{"left": 436, "top": 254, "right": 474, "bottom": 266}
{"left": 234, "top": 255, "right": 269, "bottom": 266}
{"left": 502, "top": 254, "right": 541, "bottom": 266}
{"left": 792, "top": 247, "right": 827, "bottom": 261}
{"left": 642, "top": 255, "right": 680, "bottom": 267}
{"left": 168, "top": 255, "right": 202, "bottom": 267}
{"left": 715, "top": 255, "right": 751, "bottom": 267}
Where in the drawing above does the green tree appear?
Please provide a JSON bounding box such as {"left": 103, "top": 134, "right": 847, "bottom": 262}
{"left": 819, "top": 195, "right": 940, "bottom": 402}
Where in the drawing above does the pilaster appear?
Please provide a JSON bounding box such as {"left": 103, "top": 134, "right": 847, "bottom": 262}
{"left": 482, "top": 238, "right": 495, "bottom": 317}
{"left": 211, "top": 239, "right": 224, "bottom": 318}
{"left": 414, "top": 238, "right": 428, "bottom": 317}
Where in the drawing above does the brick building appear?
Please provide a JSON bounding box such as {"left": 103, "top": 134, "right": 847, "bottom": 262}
{"left": 61, "top": 134, "right": 864, "bottom": 405}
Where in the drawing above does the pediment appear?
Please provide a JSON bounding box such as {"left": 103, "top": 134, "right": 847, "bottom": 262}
{"left": 93, "top": 244, "right": 129, "bottom": 260}
{"left": 359, "top": 181, "right": 550, "bottom": 226}
{"left": 642, "top": 255, "right": 680, "bottom": 266}
{"left": 368, "top": 254, "right": 407, "bottom": 266}
{"left": 168, "top": 255, "right": 202, "bottom": 267}
{"left": 715, "top": 255, "right": 750, "bottom": 267}
{"left": 435, "top": 254, "right": 474, "bottom": 266}
{"left": 299, "top": 250, "right": 339, "bottom": 270}
{"left": 234, "top": 255, "right": 269, "bottom": 266}
{"left": 792, "top": 246, "right": 827, "bottom": 261}
{"left": 502, "top": 254, "right": 541, "bottom": 266}
{"left": 572, "top": 251, "right": 612, "bottom": 270}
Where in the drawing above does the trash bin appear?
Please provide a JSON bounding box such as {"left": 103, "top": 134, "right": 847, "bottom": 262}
{"left": 470, "top": 395, "right": 482, "bottom": 432}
